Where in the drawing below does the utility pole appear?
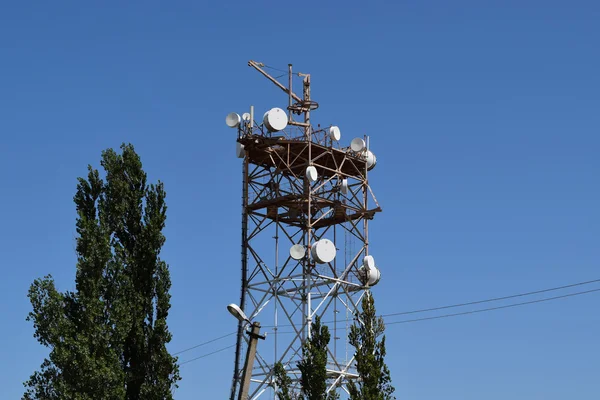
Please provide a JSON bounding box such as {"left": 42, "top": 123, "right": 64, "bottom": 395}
{"left": 238, "top": 322, "right": 265, "bottom": 400}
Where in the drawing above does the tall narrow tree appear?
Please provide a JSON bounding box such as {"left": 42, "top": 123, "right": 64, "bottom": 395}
{"left": 24, "top": 144, "right": 180, "bottom": 400}
{"left": 274, "top": 316, "right": 338, "bottom": 400}
{"left": 347, "top": 293, "right": 395, "bottom": 400}
{"left": 273, "top": 362, "right": 295, "bottom": 400}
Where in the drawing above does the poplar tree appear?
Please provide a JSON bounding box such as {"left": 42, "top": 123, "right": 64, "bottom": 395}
{"left": 24, "top": 144, "right": 180, "bottom": 400}
{"left": 347, "top": 293, "right": 395, "bottom": 400}
{"left": 273, "top": 362, "right": 295, "bottom": 400}
{"left": 274, "top": 316, "right": 338, "bottom": 400}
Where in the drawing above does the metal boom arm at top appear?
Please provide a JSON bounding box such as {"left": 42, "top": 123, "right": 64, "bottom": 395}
{"left": 248, "top": 60, "right": 302, "bottom": 103}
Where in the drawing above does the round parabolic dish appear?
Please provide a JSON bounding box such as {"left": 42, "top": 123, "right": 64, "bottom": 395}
{"left": 289, "top": 244, "right": 306, "bottom": 260}
{"left": 350, "top": 137, "right": 365, "bottom": 152}
{"left": 242, "top": 112, "right": 251, "bottom": 121}
{"left": 368, "top": 267, "right": 381, "bottom": 285}
{"left": 329, "top": 126, "right": 341, "bottom": 141}
{"left": 363, "top": 255, "right": 375, "bottom": 270}
{"left": 263, "top": 107, "right": 288, "bottom": 131}
{"left": 311, "top": 239, "right": 336, "bottom": 264}
{"left": 359, "top": 265, "right": 381, "bottom": 286}
{"left": 226, "top": 112, "right": 241, "bottom": 128}
{"left": 306, "top": 166, "right": 318, "bottom": 182}
{"left": 365, "top": 150, "right": 377, "bottom": 170}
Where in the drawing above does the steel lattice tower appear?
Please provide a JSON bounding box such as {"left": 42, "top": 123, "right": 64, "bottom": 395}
{"left": 229, "top": 61, "right": 382, "bottom": 399}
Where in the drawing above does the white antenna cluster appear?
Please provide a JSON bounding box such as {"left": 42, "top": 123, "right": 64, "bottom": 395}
{"left": 226, "top": 108, "right": 289, "bottom": 132}
{"left": 359, "top": 255, "right": 381, "bottom": 286}
{"left": 227, "top": 111, "right": 377, "bottom": 171}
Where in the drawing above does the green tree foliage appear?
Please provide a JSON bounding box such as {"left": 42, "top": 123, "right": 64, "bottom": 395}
{"left": 273, "top": 362, "right": 295, "bottom": 400}
{"left": 24, "top": 144, "right": 180, "bottom": 400}
{"left": 347, "top": 293, "right": 395, "bottom": 400}
{"left": 274, "top": 316, "right": 338, "bottom": 400}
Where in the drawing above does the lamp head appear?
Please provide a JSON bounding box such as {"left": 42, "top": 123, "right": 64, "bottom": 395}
{"left": 227, "top": 303, "right": 250, "bottom": 323}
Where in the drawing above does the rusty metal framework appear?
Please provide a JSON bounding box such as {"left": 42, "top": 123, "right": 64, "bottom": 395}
{"left": 229, "top": 61, "right": 382, "bottom": 399}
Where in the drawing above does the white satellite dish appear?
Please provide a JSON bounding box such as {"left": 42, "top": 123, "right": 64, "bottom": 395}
{"left": 263, "top": 108, "right": 288, "bottom": 132}
{"left": 226, "top": 112, "right": 241, "bottom": 128}
{"left": 350, "top": 138, "right": 365, "bottom": 152}
{"left": 329, "top": 126, "right": 341, "bottom": 141}
{"left": 242, "top": 113, "right": 251, "bottom": 122}
{"left": 236, "top": 142, "right": 245, "bottom": 158}
{"left": 290, "top": 244, "right": 306, "bottom": 260}
{"left": 365, "top": 150, "right": 377, "bottom": 170}
{"left": 306, "top": 166, "right": 318, "bottom": 182}
{"left": 358, "top": 264, "right": 381, "bottom": 286}
{"left": 363, "top": 255, "right": 375, "bottom": 270}
{"left": 340, "top": 178, "right": 348, "bottom": 195}
{"left": 366, "top": 266, "right": 381, "bottom": 286}
{"left": 310, "top": 239, "right": 336, "bottom": 264}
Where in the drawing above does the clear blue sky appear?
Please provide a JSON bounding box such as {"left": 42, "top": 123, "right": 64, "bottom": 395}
{"left": 1, "top": 1, "right": 599, "bottom": 399}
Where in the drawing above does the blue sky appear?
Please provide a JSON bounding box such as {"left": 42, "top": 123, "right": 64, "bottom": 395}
{"left": 1, "top": 1, "right": 599, "bottom": 399}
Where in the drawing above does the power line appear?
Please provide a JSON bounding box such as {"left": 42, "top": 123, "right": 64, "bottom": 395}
{"left": 262, "top": 278, "right": 600, "bottom": 329}
{"left": 180, "top": 344, "right": 236, "bottom": 366}
{"left": 174, "top": 278, "right": 600, "bottom": 362}
{"left": 381, "top": 278, "right": 600, "bottom": 318}
{"left": 175, "top": 288, "right": 600, "bottom": 365}
{"left": 386, "top": 288, "right": 600, "bottom": 326}
{"left": 173, "top": 332, "right": 236, "bottom": 356}
{"left": 271, "top": 287, "right": 600, "bottom": 332}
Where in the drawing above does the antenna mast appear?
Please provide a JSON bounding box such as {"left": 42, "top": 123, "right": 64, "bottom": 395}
{"left": 228, "top": 60, "right": 382, "bottom": 399}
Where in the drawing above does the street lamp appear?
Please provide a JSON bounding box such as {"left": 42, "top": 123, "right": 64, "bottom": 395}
{"left": 227, "top": 303, "right": 266, "bottom": 400}
{"left": 227, "top": 303, "right": 250, "bottom": 323}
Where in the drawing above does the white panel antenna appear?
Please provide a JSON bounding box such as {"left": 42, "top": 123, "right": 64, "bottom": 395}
{"left": 236, "top": 142, "right": 245, "bottom": 158}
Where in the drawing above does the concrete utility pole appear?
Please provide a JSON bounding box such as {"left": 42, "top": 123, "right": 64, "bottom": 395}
{"left": 238, "top": 322, "right": 265, "bottom": 400}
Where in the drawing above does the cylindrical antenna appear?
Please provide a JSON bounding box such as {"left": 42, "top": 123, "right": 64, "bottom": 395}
{"left": 288, "top": 64, "right": 293, "bottom": 122}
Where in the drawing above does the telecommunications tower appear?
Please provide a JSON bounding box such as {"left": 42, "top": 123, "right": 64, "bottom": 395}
{"left": 227, "top": 61, "right": 383, "bottom": 399}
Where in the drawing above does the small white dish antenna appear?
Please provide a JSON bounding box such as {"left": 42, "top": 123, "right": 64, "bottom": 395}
{"left": 350, "top": 138, "right": 366, "bottom": 152}
{"left": 263, "top": 108, "right": 288, "bottom": 132}
{"left": 289, "top": 244, "right": 306, "bottom": 260}
{"left": 226, "top": 112, "right": 241, "bottom": 128}
{"left": 306, "top": 166, "right": 318, "bottom": 182}
{"left": 340, "top": 179, "right": 348, "bottom": 195}
{"left": 366, "top": 266, "right": 381, "bottom": 285}
{"left": 329, "top": 126, "right": 341, "bottom": 141}
{"left": 365, "top": 150, "right": 377, "bottom": 170}
{"left": 242, "top": 113, "right": 251, "bottom": 122}
{"left": 363, "top": 255, "right": 375, "bottom": 270}
{"left": 311, "top": 239, "right": 336, "bottom": 264}
{"left": 359, "top": 255, "right": 381, "bottom": 286}
{"left": 236, "top": 142, "right": 245, "bottom": 158}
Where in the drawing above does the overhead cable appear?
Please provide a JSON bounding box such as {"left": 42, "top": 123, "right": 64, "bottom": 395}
{"left": 173, "top": 278, "right": 600, "bottom": 364}
{"left": 173, "top": 332, "right": 236, "bottom": 356}
{"left": 180, "top": 344, "right": 236, "bottom": 366}
{"left": 382, "top": 278, "right": 600, "bottom": 318}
